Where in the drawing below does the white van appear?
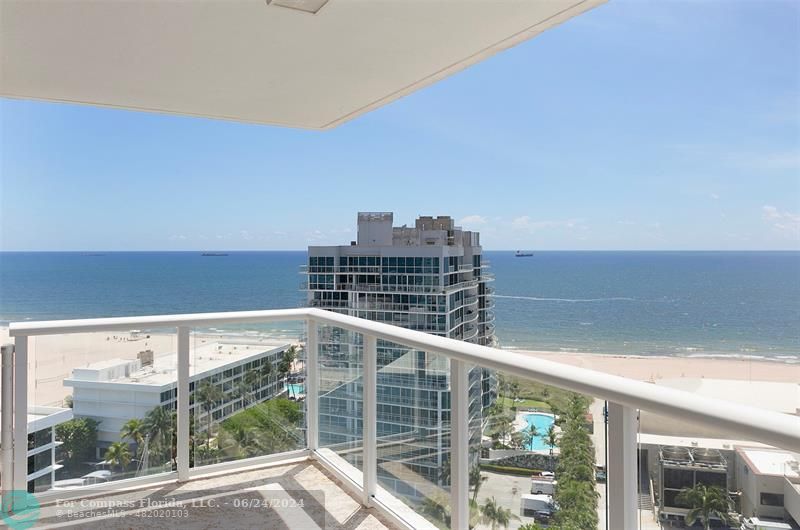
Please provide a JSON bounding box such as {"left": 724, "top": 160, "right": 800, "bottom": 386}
{"left": 531, "top": 478, "right": 556, "bottom": 495}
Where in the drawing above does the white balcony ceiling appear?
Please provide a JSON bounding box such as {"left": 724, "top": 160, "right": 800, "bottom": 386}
{"left": 0, "top": 0, "right": 603, "bottom": 129}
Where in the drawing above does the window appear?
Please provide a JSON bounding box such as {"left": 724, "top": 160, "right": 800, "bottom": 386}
{"left": 760, "top": 492, "right": 784, "bottom": 506}
{"left": 28, "top": 428, "right": 51, "bottom": 450}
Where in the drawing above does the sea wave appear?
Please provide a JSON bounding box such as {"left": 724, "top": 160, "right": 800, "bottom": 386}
{"left": 494, "top": 295, "right": 636, "bottom": 303}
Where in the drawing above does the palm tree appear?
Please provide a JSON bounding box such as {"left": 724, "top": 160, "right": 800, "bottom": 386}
{"left": 104, "top": 441, "right": 131, "bottom": 473}
{"left": 144, "top": 405, "right": 173, "bottom": 466}
{"left": 546, "top": 424, "right": 558, "bottom": 470}
{"left": 676, "top": 484, "right": 733, "bottom": 530}
{"left": 258, "top": 361, "right": 273, "bottom": 387}
{"left": 521, "top": 424, "right": 539, "bottom": 451}
{"left": 278, "top": 346, "right": 297, "bottom": 396}
{"left": 469, "top": 465, "right": 488, "bottom": 503}
{"left": 480, "top": 497, "right": 517, "bottom": 530}
{"left": 233, "top": 379, "right": 252, "bottom": 408}
{"left": 196, "top": 381, "right": 224, "bottom": 448}
{"left": 121, "top": 418, "right": 146, "bottom": 455}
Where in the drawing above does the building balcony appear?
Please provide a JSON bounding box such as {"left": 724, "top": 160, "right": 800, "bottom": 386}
{"left": 2, "top": 308, "right": 799, "bottom": 530}
{"left": 337, "top": 283, "right": 443, "bottom": 294}
{"left": 463, "top": 294, "right": 479, "bottom": 306}
{"left": 462, "top": 309, "right": 480, "bottom": 326}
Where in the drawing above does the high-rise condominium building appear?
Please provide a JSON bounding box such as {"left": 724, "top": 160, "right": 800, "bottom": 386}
{"left": 305, "top": 212, "right": 496, "bottom": 499}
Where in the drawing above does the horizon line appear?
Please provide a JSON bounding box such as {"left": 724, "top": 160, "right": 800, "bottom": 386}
{"left": 2, "top": 249, "right": 799, "bottom": 253}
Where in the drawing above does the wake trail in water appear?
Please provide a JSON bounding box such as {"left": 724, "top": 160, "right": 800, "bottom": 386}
{"left": 494, "top": 295, "right": 636, "bottom": 303}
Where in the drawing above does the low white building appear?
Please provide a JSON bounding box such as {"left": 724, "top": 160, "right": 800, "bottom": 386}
{"left": 0, "top": 406, "right": 73, "bottom": 493}
{"left": 736, "top": 447, "right": 800, "bottom": 526}
{"left": 64, "top": 340, "right": 291, "bottom": 448}
{"left": 638, "top": 378, "right": 800, "bottom": 527}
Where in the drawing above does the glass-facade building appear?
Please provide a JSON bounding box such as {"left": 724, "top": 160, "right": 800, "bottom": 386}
{"left": 305, "top": 212, "right": 496, "bottom": 500}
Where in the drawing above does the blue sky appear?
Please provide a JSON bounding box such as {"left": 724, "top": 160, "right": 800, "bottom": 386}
{"left": 1, "top": 0, "right": 798, "bottom": 251}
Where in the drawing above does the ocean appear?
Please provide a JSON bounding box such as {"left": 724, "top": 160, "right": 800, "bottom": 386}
{"left": 1, "top": 251, "right": 798, "bottom": 360}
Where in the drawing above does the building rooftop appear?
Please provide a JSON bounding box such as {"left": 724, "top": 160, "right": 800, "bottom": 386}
{"left": 66, "top": 340, "right": 290, "bottom": 387}
{"left": 640, "top": 433, "right": 771, "bottom": 451}
{"left": 26, "top": 406, "right": 73, "bottom": 432}
{"left": 737, "top": 447, "right": 800, "bottom": 478}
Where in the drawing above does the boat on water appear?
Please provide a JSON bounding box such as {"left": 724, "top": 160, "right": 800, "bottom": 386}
{"left": 515, "top": 250, "right": 534, "bottom": 257}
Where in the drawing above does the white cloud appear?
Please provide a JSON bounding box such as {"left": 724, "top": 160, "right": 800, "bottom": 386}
{"left": 459, "top": 215, "right": 488, "bottom": 227}
{"left": 512, "top": 216, "right": 585, "bottom": 233}
{"left": 240, "top": 230, "right": 254, "bottom": 241}
{"left": 762, "top": 205, "right": 800, "bottom": 237}
{"left": 169, "top": 234, "right": 187, "bottom": 241}
{"left": 710, "top": 193, "right": 720, "bottom": 200}
{"left": 306, "top": 230, "right": 328, "bottom": 242}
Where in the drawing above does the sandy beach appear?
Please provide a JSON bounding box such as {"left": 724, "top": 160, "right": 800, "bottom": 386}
{"left": 0, "top": 327, "right": 295, "bottom": 406}
{"left": 511, "top": 348, "right": 799, "bottom": 383}
{"left": 1, "top": 326, "right": 796, "bottom": 408}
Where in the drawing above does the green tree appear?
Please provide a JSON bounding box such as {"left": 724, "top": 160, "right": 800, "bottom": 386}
{"left": 196, "top": 381, "right": 224, "bottom": 448}
{"left": 120, "top": 418, "right": 146, "bottom": 455}
{"left": 487, "top": 405, "right": 515, "bottom": 448}
{"left": 258, "top": 360, "right": 273, "bottom": 388}
{"left": 518, "top": 524, "right": 545, "bottom": 530}
{"left": 469, "top": 464, "right": 487, "bottom": 503}
{"left": 546, "top": 424, "right": 558, "bottom": 470}
{"left": 521, "top": 424, "right": 539, "bottom": 450}
{"left": 552, "top": 393, "right": 598, "bottom": 530}
{"left": 278, "top": 346, "right": 297, "bottom": 397}
{"left": 218, "top": 398, "right": 302, "bottom": 458}
{"left": 143, "top": 405, "right": 174, "bottom": 466}
{"left": 479, "top": 497, "right": 517, "bottom": 530}
{"left": 104, "top": 441, "right": 131, "bottom": 473}
{"left": 55, "top": 417, "right": 99, "bottom": 471}
{"left": 676, "top": 484, "right": 733, "bottom": 530}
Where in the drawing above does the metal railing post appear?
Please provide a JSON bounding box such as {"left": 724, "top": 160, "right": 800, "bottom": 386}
{"left": 177, "top": 326, "right": 190, "bottom": 481}
{"left": 12, "top": 336, "right": 28, "bottom": 499}
{"left": 1, "top": 344, "right": 14, "bottom": 502}
{"left": 362, "top": 334, "right": 377, "bottom": 506}
{"left": 607, "top": 401, "right": 639, "bottom": 530}
{"left": 450, "top": 359, "right": 469, "bottom": 530}
{"left": 306, "top": 319, "right": 318, "bottom": 451}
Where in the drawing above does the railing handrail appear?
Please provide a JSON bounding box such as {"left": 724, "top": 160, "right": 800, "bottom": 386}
{"left": 9, "top": 307, "right": 800, "bottom": 453}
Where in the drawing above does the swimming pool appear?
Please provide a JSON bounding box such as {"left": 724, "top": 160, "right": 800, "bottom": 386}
{"left": 287, "top": 383, "right": 304, "bottom": 397}
{"left": 522, "top": 413, "right": 555, "bottom": 451}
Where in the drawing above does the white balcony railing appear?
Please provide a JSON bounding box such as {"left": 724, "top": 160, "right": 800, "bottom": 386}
{"left": 3, "top": 307, "right": 799, "bottom": 530}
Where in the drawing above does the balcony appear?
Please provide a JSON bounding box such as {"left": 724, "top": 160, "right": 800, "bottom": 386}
{"left": 2, "top": 308, "right": 799, "bottom": 530}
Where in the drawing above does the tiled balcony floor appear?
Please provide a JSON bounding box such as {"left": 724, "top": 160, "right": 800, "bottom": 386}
{"left": 35, "top": 460, "right": 398, "bottom": 529}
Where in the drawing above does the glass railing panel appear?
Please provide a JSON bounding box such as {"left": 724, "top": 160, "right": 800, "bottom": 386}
{"left": 317, "top": 325, "right": 363, "bottom": 471}
{"left": 638, "top": 409, "right": 798, "bottom": 530}
{"left": 189, "top": 322, "right": 305, "bottom": 468}
{"left": 27, "top": 328, "right": 178, "bottom": 493}
{"left": 477, "top": 372, "right": 606, "bottom": 529}
{"left": 375, "top": 342, "right": 452, "bottom": 528}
